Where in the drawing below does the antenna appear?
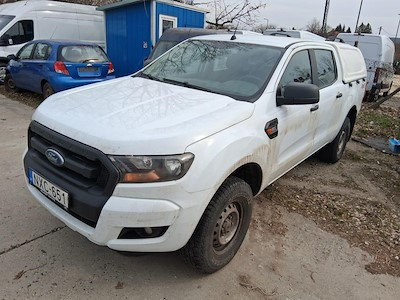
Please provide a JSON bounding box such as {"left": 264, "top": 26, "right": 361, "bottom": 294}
{"left": 230, "top": 23, "right": 239, "bottom": 40}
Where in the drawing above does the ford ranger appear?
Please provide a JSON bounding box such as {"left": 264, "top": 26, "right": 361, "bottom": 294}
{"left": 23, "top": 34, "right": 367, "bottom": 273}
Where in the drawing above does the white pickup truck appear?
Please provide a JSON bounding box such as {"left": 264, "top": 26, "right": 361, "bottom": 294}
{"left": 23, "top": 34, "right": 367, "bottom": 273}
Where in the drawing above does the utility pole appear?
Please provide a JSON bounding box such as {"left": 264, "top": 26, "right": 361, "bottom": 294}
{"left": 321, "top": 0, "right": 330, "bottom": 35}
{"left": 379, "top": 26, "right": 382, "bottom": 34}
{"left": 355, "top": 0, "right": 364, "bottom": 33}
{"left": 396, "top": 14, "right": 400, "bottom": 40}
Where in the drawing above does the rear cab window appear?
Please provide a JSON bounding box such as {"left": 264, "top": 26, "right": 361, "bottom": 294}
{"left": 315, "top": 49, "right": 337, "bottom": 88}
{"left": 58, "top": 45, "right": 109, "bottom": 63}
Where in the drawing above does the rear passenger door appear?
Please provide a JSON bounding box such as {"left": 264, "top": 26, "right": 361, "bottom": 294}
{"left": 311, "top": 48, "right": 345, "bottom": 150}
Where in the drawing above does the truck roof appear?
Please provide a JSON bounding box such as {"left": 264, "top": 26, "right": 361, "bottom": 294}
{"left": 0, "top": 0, "right": 101, "bottom": 16}
{"left": 193, "top": 33, "right": 322, "bottom": 48}
{"left": 193, "top": 34, "right": 367, "bottom": 83}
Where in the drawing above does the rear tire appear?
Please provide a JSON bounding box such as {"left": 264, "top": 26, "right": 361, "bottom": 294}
{"left": 42, "top": 82, "right": 54, "bottom": 99}
{"left": 319, "top": 117, "right": 351, "bottom": 163}
{"left": 4, "top": 74, "right": 18, "bottom": 92}
{"left": 181, "top": 176, "right": 253, "bottom": 273}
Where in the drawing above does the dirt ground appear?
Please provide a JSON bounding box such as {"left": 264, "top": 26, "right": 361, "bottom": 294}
{"left": 262, "top": 77, "right": 400, "bottom": 277}
{"left": 0, "top": 77, "right": 399, "bottom": 299}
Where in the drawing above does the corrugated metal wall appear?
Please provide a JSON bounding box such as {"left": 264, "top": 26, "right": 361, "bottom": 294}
{"left": 155, "top": 2, "right": 205, "bottom": 40}
{"left": 105, "top": 2, "right": 152, "bottom": 77}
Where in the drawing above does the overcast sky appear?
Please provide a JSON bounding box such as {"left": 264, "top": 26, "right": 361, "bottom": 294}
{"left": 201, "top": 0, "right": 400, "bottom": 37}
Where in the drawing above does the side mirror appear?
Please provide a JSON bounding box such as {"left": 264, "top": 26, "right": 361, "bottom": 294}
{"left": 0, "top": 34, "right": 11, "bottom": 46}
{"left": 7, "top": 54, "right": 17, "bottom": 61}
{"left": 0, "top": 38, "right": 8, "bottom": 46}
{"left": 276, "top": 82, "right": 319, "bottom": 106}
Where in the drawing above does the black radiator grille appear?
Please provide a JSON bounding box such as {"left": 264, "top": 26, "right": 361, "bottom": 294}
{"left": 24, "top": 121, "right": 120, "bottom": 226}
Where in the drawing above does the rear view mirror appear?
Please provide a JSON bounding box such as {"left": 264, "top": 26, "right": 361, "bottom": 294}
{"left": 276, "top": 82, "right": 319, "bottom": 106}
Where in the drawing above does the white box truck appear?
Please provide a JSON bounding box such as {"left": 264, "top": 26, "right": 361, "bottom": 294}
{"left": 0, "top": 0, "right": 106, "bottom": 81}
{"left": 337, "top": 33, "right": 395, "bottom": 101}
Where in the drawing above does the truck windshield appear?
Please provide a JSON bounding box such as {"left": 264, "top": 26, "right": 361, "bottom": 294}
{"left": 0, "top": 15, "right": 15, "bottom": 31}
{"left": 140, "top": 39, "right": 283, "bottom": 102}
{"left": 149, "top": 41, "right": 178, "bottom": 60}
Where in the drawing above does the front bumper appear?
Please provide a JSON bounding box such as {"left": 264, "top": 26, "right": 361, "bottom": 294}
{"left": 26, "top": 177, "right": 213, "bottom": 252}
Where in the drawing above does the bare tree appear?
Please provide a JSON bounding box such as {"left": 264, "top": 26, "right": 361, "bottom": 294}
{"left": 252, "top": 23, "right": 277, "bottom": 34}
{"left": 196, "top": 0, "right": 266, "bottom": 29}
{"left": 306, "top": 18, "right": 322, "bottom": 34}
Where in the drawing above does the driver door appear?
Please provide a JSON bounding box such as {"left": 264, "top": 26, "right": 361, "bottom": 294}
{"left": 9, "top": 42, "right": 35, "bottom": 90}
{"left": 270, "top": 49, "right": 320, "bottom": 179}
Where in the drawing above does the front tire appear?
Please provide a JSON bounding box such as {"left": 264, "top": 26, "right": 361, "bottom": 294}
{"left": 42, "top": 82, "right": 54, "bottom": 99}
{"left": 4, "top": 74, "right": 18, "bottom": 92}
{"left": 181, "top": 176, "right": 253, "bottom": 273}
{"left": 319, "top": 117, "right": 351, "bottom": 163}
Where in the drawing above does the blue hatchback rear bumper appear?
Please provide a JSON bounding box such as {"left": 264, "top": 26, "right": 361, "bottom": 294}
{"left": 50, "top": 75, "right": 116, "bottom": 92}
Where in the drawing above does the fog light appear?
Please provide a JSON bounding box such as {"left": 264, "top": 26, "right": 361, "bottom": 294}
{"left": 117, "top": 226, "right": 168, "bottom": 239}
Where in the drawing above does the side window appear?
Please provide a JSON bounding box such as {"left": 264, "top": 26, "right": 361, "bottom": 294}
{"left": 315, "top": 50, "right": 337, "bottom": 88}
{"left": 17, "top": 43, "right": 34, "bottom": 60}
{"left": 279, "top": 50, "right": 312, "bottom": 90}
{"left": 33, "top": 43, "right": 52, "bottom": 60}
{"left": 2, "top": 20, "right": 34, "bottom": 45}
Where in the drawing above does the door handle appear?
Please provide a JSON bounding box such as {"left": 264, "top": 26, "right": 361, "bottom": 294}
{"left": 310, "top": 104, "right": 319, "bottom": 112}
{"left": 336, "top": 93, "right": 343, "bottom": 99}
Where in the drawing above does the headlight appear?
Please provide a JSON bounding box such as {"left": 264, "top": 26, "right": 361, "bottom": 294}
{"left": 109, "top": 153, "right": 194, "bottom": 183}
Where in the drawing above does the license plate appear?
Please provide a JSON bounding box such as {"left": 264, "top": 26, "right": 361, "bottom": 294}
{"left": 78, "top": 67, "right": 98, "bottom": 73}
{"left": 28, "top": 169, "right": 69, "bottom": 208}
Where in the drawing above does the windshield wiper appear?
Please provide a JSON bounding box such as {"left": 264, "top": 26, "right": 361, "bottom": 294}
{"left": 162, "top": 78, "right": 213, "bottom": 93}
{"left": 137, "top": 73, "right": 162, "bottom": 82}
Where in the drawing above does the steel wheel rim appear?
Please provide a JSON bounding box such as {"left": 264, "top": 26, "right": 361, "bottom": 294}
{"left": 213, "top": 203, "right": 240, "bottom": 252}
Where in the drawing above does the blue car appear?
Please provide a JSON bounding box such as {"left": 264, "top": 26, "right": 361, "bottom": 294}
{"left": 5, "top": 40, "right": 115, "bottom": 98}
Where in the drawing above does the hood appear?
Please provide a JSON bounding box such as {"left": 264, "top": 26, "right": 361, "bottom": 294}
{"left": 33, "top": 77, "right": 254, "bottom": 155}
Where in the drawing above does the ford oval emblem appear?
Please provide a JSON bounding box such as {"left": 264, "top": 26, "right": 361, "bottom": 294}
{"left": 45, "top": 149, "right": 65, "bottom": 167}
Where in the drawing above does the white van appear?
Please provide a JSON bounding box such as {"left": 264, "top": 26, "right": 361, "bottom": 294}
{"left": 264, "top": 29, "right": 325, "bottom": 41}
{"left": 0, "top": 0, "right": 105, "bottom": 81}
{"left": 337, "top": 33, "right": 395, "bottom": 101}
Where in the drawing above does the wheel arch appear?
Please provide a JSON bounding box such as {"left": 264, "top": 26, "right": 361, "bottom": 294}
{"left": 41, "top": 79, "right": 48, "bottom": 90}
{"left": 230, "top": 163, "right": 263, "bottom": 196}
{"left": 346, "top": 105, "right": 358, "bottom": 140}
